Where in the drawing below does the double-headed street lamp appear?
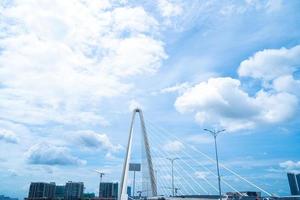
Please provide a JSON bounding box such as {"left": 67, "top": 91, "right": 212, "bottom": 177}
{"left": 203, "top": 129, "right": 225, "bottom": 200}
{"left": 166, "top": 157, "right": 179, "bottom": 197}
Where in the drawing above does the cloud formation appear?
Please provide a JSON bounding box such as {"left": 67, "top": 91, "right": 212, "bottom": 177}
{"left": 0, "top": 0, "right": 166, "bottom": 127}
{"left": 163, "top": 140, "right": 184, "bottom": 153}
{"left": 175, "top": 45, "right": 300, "bottom": 131}
{"left": 160, "top": 82, "right": 191, "bottom": 94}
{"left": 279, "top": 160, "right": 300, "bottom": 172}
{"left": 157, "top": 0, "right": 182, "bottom": 18}
{"left": 74, "top": 130, "right": 122, "bottom": 152}
{"left": 238, "top": 45, "right": 300, "bottom": 81}
{"left": 194, "top": 171, "right": 210, "bottom": 179}
{"left": 0, "top": 128, "right": 19, "bottom": 144}
{"left": 26, "top": 143, "right": 86, "bottom": 166}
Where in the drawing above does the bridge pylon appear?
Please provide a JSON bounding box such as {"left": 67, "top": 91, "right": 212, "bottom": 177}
{"left": 119, "top": 108, "right": 157, "bottom": 200}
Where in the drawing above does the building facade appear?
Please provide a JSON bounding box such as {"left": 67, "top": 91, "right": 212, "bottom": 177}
{"left": 28, "top": 182, "right": 56, "bottom": 200}
{"left": 287, "top": 173, "right": 300, "bottom": 195}
{"left": 99, "top": 182, "right": 118, "bottom": 200}
{"left": 0, "top": 195, "right": 18, "bottom": 200}
{"left": 55, "top": 185, "right": 65, "bottom": 199}
{"left": 64, "top": 182, "right": 84, "bottom": 200}
{"left": 296, "top": 174, "right": 300, "bottom": 192}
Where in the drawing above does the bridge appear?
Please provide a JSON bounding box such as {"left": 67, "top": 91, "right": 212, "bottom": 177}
{"left": 118, "top": 108, "right": 273, "bottom": 200}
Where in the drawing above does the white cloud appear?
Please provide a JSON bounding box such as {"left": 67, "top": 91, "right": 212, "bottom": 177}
{"left": 174, "top": 77, "right": 259, "bottom": 131}
{"left": 238, "top": 45, "right": 300, "bottom": 81}
{"left": 175, "top": 77, "right": 298, "bottom": 131}
{"left": 255, "top": 90, "right": 297, "bottom": 123}
{"left": 219, "top": 0, "right": 282, "bottom": 16}
{"left": 272, "top": 75, "right": 300, "bottom": 97}
{"left": 0, "top": 128, "right": 19, "bottom": 144}
{"left": 74, "top": 130, "right": 122, "bottom": 152}
{"left": 279, "top": 160, "right": 300, "bottom": 172}
{"left": 0, "top": 0, "right": 166, "bottom": 127}
{"left": 175, "top": 77, "right": 259, "bottom": 116}
{"left": 0, "top": 2, "right": 168, "bottom": 195}
{"left": 102, "top": 35, "right": 167, "bottom": 77}
{"left": 105, "top": 152, "right": 119, "bottom": 161}
{"left": 160, "top": 82, "right": 191, "bottom": 94}
{"left": 175, "top": 45, "right": 300, "bottom": 131}
{"left": 194, "top": 171, "right": 210, "bottom": 179}
{"left": 26, "top": 143, "right": 86, "bottom": 166}
{"left": 112, "top": 7, "right": 158, "bottom": 33}
{"left": 157, "top": 0, "right": 182, "bottom": 18}
{"left": 163, "top": 140, "right": 184, "bottom": 153}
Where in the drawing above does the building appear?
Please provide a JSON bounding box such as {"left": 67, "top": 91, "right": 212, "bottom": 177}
{"left": 226, "top": 191, "right": 261, "bottom": 200}
{"left": 64, "top": 182, "right": 84, "bottom": 200}
{"left": 296, "top": 174, "right": 300, "bottom": 192}
{"left": 98, "top": 183, "right": 132, "bottom": 200}
{"left": 0, "top": 195, "right": 18, "bottom": 200}
{"left": 272, "top": 196, "right": 300, "bottom": 200}
{"left": 55, "top": 185, "right": 65, "bottom": 198}
{"left": 126, "top": 186, "right": 131, "bottom": 197}
{"left": 28, "top": 182, "right": 56, "bottom": 200}
{"left": 99, "top": 182, "right": 118, "bottom": 200}
{"left": 287, "top": 173, "right": 299, "bottom": 195}
{"left": 83, "top": 193, "right": 95, "bottom": 199}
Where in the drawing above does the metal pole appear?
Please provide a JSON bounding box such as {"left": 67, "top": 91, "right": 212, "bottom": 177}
{"left": 214, "top": 135, "right": 222, "bottom": 200}
{"left": 203, "top": 129, "right": 225, "bottom": 200}
{"left": 155, "top": 170, "right": 158, "bottom": 192}
{"left": 167, "top": 158, "right": 179, "bottom": 197}
{"left": 99, "top": 174, "right": 102, "bottom": 197}
{"left": 133, "top": 171, "right": 136, "bottom": 198}
{"left": 172, "top": 160, "right": 174, "bottom": 197}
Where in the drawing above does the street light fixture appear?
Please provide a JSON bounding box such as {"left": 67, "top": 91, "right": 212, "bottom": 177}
{"left": 166, "top": 157, "right": 179, "bottom": 197}
{"left": 203, "top": 129, "right": 225, "bottom": 200}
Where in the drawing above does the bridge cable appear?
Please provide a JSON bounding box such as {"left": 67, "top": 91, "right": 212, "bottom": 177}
{"left": 148, "top": 126, "right": 210, "bottom": 194}
{"left": 146, "top": 120, "right": 252, "bottom": 195}
{"left": 148, "top": 135, "right": 201, "bottom": 195}
{"left": 146, "top": 120, "right": 247, "bottom": 195}
{"left": 146, "top": 120, "right": 272, "bottom": 196}
{"left": 147, "top": 123, "right": 239, "bottom": 195}
{"left": 146, "top": 134, "right": 185, "bottom": 196}
{"left": 150, "top": 148, "right": 191, "bottom": 195}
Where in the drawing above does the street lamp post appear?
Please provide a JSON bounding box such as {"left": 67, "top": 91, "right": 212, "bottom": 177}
{"left": 167, "top": 157, "right": 179, "bottom": 197}
{"left": 203, "top": 129, "right": 225, "bottom": 200}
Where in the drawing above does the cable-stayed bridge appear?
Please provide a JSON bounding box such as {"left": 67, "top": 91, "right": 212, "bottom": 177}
{"left": 119, "top": 108, "right": 274, "bottom": 200}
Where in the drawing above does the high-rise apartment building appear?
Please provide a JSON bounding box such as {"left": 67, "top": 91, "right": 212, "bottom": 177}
{"left": 0, "top": 195, "right": 18, "bottom": 200}
{"left": 64, "top": 182, "right": 84, "bottom": 200}
{"left": 28, "top": 182, "right": 56, "bottom": 200}
{"left": 296, "top": 174, "right": 300, "bottom": 193}
{"left": 287, "top": 172, "right": 299, "bottom": 195}
{"left": 54, "top": 185, "right": 65, "bottom": 199}
{"left": 99, "top": 182, "right": 118, "bottom": 200}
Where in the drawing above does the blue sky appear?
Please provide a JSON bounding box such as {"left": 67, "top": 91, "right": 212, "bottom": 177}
{"left": 0, "top": 0, "right": 300, "bottom": 199}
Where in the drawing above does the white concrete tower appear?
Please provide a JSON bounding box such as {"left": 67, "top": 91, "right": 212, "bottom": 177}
{"left": 119, "top": 108, "right": 157, "bottom": 200}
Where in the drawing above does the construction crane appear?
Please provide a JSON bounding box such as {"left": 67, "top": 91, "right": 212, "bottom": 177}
{"left": 95, "top": 170, "right": 105, "bottom": 197}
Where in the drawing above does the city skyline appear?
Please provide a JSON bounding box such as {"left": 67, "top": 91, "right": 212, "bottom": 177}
{"left": 0, "top": 0, "right": 300, "bottom": 199}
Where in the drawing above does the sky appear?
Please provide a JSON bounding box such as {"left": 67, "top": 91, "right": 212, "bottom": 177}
{"left": 0, "top": 0, "right": 300, "bottom": 199}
